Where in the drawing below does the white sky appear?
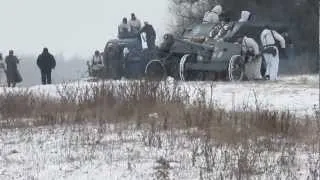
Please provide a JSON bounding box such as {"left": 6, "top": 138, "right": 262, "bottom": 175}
{"left": 0, "top": 0, "right": 169, "bottom": 59}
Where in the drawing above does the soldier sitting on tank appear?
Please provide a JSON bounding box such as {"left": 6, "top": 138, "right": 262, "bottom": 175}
{"left": 238, "top": 11, "right": 253, "bottom": 22}
{"left": 89, "top": 50, "right": 104, "bottom": 77}
{"left": 202, "top": 5, "right": 223, "bottom": 24}
{"left": 129, "top": 13, "right": 142, "bottom": 35}
{"left": 212, "top": 17, "right": 232, "bottom": 40}
{"left": 118, "top": 17, "right": 132, "bottom": 39}
{"left": 91, "top": 50, "right": 103, "bottom": 68}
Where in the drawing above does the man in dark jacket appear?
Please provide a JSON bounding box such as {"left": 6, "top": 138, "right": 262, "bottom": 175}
{"left": 139, "top": 21, "right": 156, "bottom": 50}
{"left": 5, "top": 50, "right": 20, "bottom": 87}
{"left": 37, "top": 48, "right": 56, "bottom": 85}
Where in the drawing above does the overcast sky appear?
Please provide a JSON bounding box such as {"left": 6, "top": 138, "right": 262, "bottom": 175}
{"left": 0, "top": 0, "right": 169, "bottom": 59}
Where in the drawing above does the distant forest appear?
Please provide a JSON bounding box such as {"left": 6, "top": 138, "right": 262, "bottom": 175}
{"left": 169, "top": 0, "right": 319, "bottom": 73}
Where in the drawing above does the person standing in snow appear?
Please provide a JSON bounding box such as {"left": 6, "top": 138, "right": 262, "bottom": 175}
{"left": 260, "top": 26, "right": 286, "bottom": 81}
{"left": 36, "top": 48, "right": 56, "bottom": 85}
{"left": 238, "top": 10, "right": 253, "bottom": 22}
{"left": 118, "top": 17, "right": 131, "bottom": 38}
{"left": 129, "top": 13, "right": 142, "bottom": 34}
{"left": 139, "top": 21, "right": 156, "bottom": 50}
{"left": 202, "top": 5, "right": 222, "bottom": 24}
{"left": 0, "top": 53, "right": 7, "bottom": 86}
{"left": 239, "top": 36, "right": 262, "bottom": 80}
{"left": 5, "top": 50, "right": 20, "bottom": 87}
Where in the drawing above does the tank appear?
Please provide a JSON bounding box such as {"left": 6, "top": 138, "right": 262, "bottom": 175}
{"left": 88, "top": 31, "right": 156, "bottom": 80}
{"left": 145, "top": 21, "right": 292, "bottom": 81}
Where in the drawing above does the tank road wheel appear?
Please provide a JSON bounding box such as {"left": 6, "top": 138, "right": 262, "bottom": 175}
{"left": 228, "top": 55, "right": 245, "bottom": 81}
{"left": 180, "top": 54, "right": 201, "bottom": 81}
{"left": 145, "top": 60, "right": 167, "bottom": 81}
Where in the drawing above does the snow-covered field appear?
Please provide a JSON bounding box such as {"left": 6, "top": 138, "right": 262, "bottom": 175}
{"left": 2, "top": 74, "right": 318, "bottom": 117}
{"left": 0, "top": 74, "right": 319, "bottom": 179}
{"left": 1, "top": 124, "right": 319, "bottom": 180}
{"left": 177, "top": 74, "right": 318, "bottom": 117}
{"left": 0, "top": 125, "right": 320, "bottom": 180}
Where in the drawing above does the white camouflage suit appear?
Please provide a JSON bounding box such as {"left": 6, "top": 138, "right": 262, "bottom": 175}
{"left": 202, "top": 5, "right": 222, "bottom": 24}
{"left": 238, "top": 11, "right": 251, "bottom": 22}
{"left": 91, "top": 54, "right": 104, "bottom": 70}
{"left": 129, "top": 18, "right": 142, "bottom": 34}
{"left": 241, "top": 36, "right": 262, "bottom": 80}
{"left": 260, "top": 29, "right": 286, "bottom": 81}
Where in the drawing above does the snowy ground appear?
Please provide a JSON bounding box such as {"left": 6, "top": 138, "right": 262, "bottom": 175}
{"left": 0, "top": 74, "right": 319, "bottom": 179}
{"left": 1, "top": 74, "right": 318, "bottom": 117}
{"left": 0, "top": 124, "right": 319, "bottom": 180}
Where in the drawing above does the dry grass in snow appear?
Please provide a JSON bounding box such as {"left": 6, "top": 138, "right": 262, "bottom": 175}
{"left": 0, "top": 78, "right": 319, "bottom": 179}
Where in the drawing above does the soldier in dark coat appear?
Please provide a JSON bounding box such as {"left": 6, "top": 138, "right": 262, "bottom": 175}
{"left": 139, "top": 21, "right": 156, "bottom": 50}
{"left": 36, "top": 48, "right": 56, "bottom": 85}
{"left": 5, "top": 50, "right": 20, "bottom": 87}
{"left": 103, "top": 42, "right": 122, "bottom": 79}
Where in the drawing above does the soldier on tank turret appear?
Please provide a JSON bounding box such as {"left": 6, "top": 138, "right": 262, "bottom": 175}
{"left": 118, "top": 17, "right": 131, "bottom": 39}
{"left": 129, "top": 13, "right": 142, "bottom": 34}
{"left": 139, "top": 21, "right": 156, "bottom": 50}
{"left": 238, "top": 11, "right": 253, "bottom": 22}
{"left": 202, "top": 5, "right": 223, "bottom": 24}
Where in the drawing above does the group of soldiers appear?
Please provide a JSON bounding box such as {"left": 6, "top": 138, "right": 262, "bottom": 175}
{"left": 118, "top": 13, "right": 156, "bottom": 50}
{"left": 239, "top": 28, "right": 286, "bottom": 81}
{"left": 203, "top": 4, "right": 287, "bottom": 81}
{"left": 0, "top": 48, "right": 56, "bottom": 87}
{"left": 89, "top": 13, "right": 157, "bottom": 71}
